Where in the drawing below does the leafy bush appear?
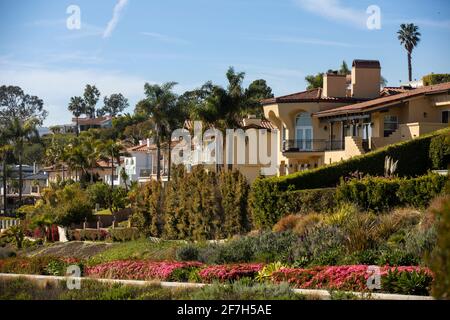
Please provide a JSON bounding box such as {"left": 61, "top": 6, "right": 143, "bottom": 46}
{"left": 198, "top": 263, "right": 263, "bottom": 282}
{"left": 176, "top": 245, "right": 200, "bottom": 262}
{"left": 429, "top": 135, "right": 450, "bottom": 169}
{"left": 336, "top": 173, "right": 446, "bottom": 212}
{"left": 250, "top": 187, "right": 336, "bottom": 228}
{"left": 273, "top": 265, "right": 433, "bottom": 295}
{"left": 429, "top": 195, "right": 450, "bottom": 299}
{"left": 85, "top": 260, "right": 203, "bottom": 281}
{"left": 68, "top": 229, "right": 109, "bottom": 242}
{"left": 108, "top": 228, "right": 140, "bottom": 242}
{"left": 422, "top": 73, "right": 450, "bottom": 86}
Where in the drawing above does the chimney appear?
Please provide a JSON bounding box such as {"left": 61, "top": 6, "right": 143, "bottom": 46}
{"left": 323, "top": 73, "right": 347, "bottom": 98}
{"left": 351, "top": 60, "right": 381, "bottom": 99}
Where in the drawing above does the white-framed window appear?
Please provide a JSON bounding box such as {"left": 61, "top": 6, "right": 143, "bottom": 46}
{"left": 383, "top": 115, "right": 398, "bottom": 137}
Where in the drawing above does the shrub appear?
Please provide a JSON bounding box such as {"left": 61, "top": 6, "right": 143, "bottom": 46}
{"left": 422, "top": 73, "right": 450, "bottom": 86}
{"left": 250, "top": 187, "right": 336, "bottom": 228}
{"left": 53, "top": 183, "right": 94, "bottom": 227}
{"left": 176, "top": 245, "right": 200, "bottom": 262}
{"left": 272, "top": 215, "right": 303, "bottom": 233}
{"left": 429, "top": 135, "right": 450, "bottom": 169}
{"left": 336, "top": 173, "right": 447, "bottom": 212}
{"left": 198, "top": 263, "right": 264, "bottom": 282}
{"left": 68, "top": 229, "right": 109, "bottom": 242}
{"left": 429, "top": 195, "right": 450, "bottom": 299}
{"left": 272, "top": 265, "right": 433, "bottom": 295}
{"left": 108, "top": 228, "right": 140, "bottom": 242}
{"left": 293, "top": 214, "right": 323, "bottom": 236}
{"left": 86, "top": 182, "right": 111, "bottom": 210}
{"left": 85, "top": 260, "right": 203, "bottom": 281}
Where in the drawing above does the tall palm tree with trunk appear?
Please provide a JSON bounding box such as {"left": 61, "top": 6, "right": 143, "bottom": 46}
{"left": 68, "top": 96, "right": 85, "bottom": 136}
{"left": 397, "top": 23, "right": 421, "bottom": 82}
{"left": 100, "top": 140, "right": 129, "bottom": 188}
{"left": 5, "top": 117, "right": 40, "bottom": 206}
{"left": 135, "top": 82, "right": 179, "bottom": 181}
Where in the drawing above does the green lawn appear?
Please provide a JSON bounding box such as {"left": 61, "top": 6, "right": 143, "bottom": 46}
{"left": 87, "top": 238, "right": 184, "bottom": 265}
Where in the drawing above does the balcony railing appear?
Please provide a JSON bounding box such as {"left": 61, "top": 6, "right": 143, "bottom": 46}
{"left": 139, "top": 168, "right": 168, "bottom": 178}
{"left": 282, "top": 140, "right": 344, "bottom": 153}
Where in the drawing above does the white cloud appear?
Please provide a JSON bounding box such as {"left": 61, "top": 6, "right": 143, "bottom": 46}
{"left": 294, "top": 0, "right": 366, "bottom": 28}
{"left": 140, "top": 32, "right": 190, "bottom": 45}
{"left": 103, "top": 0, "right": 129, "bottom": 38}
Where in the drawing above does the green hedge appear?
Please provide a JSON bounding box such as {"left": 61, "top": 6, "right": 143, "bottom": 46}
{"left": 336, "top": 173, "right": 447, "bottom": 211}
{"left": 250, "top": 128, "right": 449, "bottom": 225}
{"left": 108, "top": 228, "right": 140, "bottom": 242}
{"left": 250, "top": 187, "right": 337, "bottom": 228}
{"left": 422, "top": 73, "right": 450, "bottom": 86}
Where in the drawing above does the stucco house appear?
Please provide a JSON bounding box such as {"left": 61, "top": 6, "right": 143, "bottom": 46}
{"left": 263, "top": 59, "right": 449, "bottom": 176}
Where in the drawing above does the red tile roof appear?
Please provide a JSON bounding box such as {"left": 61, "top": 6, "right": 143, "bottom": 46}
{"left": 183, "top": 119, "right": 275, "bottom": 130}
{"left": 315, "top": 82, "right": 450, "bottom": 118}
{"left": 380, "top": 86, "right": 414, "bottom": 97}
{"left": 73, "top": 116, "right": 112, "bottom": 126}
{"left": 261, "top": 88, "right": 365, "bottom": 105}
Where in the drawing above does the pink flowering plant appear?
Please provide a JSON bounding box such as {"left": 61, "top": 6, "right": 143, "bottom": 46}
{"left": 85, "top": 260, "right": 203, "bottom": 281}
{"left": 198, "top": 263, "right": 264, "bottom": 282}
{"left": 271, "top": 265, "right": 433, "bottom": 295}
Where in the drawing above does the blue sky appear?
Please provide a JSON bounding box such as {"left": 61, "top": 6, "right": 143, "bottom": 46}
{"left": 0, "top": 0, "right": 449, "bottom": 126}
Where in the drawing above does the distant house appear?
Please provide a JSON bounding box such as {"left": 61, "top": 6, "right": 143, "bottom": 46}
{"left": 72, "top": 116, "right": 112, "bottom": 133}
{"left": 0, "top": 165, "right": 48, "bottom": 209}
{"left": 263, "top": 59, "right": 450, "bottom": 176}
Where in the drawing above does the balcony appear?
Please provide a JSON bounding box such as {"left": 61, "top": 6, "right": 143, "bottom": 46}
{"left": 138, "top": 168, "right": 169, "bottom": 182}
{"left": 282, "top": 139, "right": 344, "bottom": 153}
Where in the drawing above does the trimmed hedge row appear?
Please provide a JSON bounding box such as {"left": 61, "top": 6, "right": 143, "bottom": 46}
{"left": 336, "top": 173, "right": 447, "bottom": 211}
{"left": 250, "top": 187, "right": 337, "bottom": 228}
{"left": 251, "top": 173, "right": 447, "bottom": 228}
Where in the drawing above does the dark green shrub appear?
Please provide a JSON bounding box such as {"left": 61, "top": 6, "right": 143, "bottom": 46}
{"left": 377, "top": 249, "right": 420, "bottom": 266}
{"left": 429, "top": 135, "right": 450, "bottom": 169}
{"left": 67, "top": 229, "right": 109, "bottom": 241}
{"left": 382, "top": 269, "right": 432, "bottom": 296}
{"left": 429, "top": 196, "right": 450, "bottom": 299}
{"left": 336, "top": 173, "right": 446, "bottom": 212}
{"left": 109, "top": 228, "right": 140, "bottom": 242}
{"left": 176, "top": 245, "right": 200, "bottom": 262}
{"left": 250, "top": 187, "right": 336, "bottom": 228}
{"left": 422, "top": 73, "right": 450, "bottom": 86}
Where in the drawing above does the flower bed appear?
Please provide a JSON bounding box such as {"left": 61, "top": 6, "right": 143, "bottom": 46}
{"left": 85, "top": 260, "right": 202, "bottom": 281}
{"left": 271, "top": 265, "right": 433, "bottom": 295}
{"left": 199, "top": 264, "right": 264, "bottom": 282}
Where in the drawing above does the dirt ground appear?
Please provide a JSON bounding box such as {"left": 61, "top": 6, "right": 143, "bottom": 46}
{"left": 25, "top": 241, "right": 114, "bottom": 259}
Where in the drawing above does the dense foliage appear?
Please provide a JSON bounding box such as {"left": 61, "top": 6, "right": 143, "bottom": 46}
{"left": 131, "top": 165, "right": 251, "bottom": 240}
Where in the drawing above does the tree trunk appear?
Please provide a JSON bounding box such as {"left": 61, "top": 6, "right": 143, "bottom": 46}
{"left": 408, "top": 52, "right": 412, "bottom": 82}
{"left": 111, "top": 154, "right": 114, "bottom": 189}
{"left": 156, "top": 129, "right": 161, "bottom": 182}
{"left": 168, "top": 139, "right": 172, "bottom": 182}
{"left": 2, "top": 156, "right": 7, "bottom": 214}
{"left": 76, "top": 117, "right": 79, "bottom": 137}
{"left": 18, "top": 148, "right": 23, "bottom": 207}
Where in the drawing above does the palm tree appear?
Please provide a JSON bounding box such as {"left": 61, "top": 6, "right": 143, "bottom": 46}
{"left": 100, "top": 140, "right": 129, "bottom": 188}
{"left": 66, "top": 142, "right": 88, "bottom": 182}
{"left": 68, "top": 96, "right": 85, "bottom": 136}
{"left": 5, "top": 117, "right": 40, "bottom": 206}
{"left": 0, "top": 139, "right": 13, "bottom": 214}
{"left": 45, "top": 136, "right": 69, "bottom": 181}
{"left": 397, "top": 23, "right": 421, "bottom": 82}
{"left": 79, "top": 135, "right": 102, "bottom": 184}
{"left": 136, "top": 82, "right": 179, "bottom": 181}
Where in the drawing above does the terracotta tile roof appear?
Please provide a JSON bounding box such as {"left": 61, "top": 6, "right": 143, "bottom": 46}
{"left": 315, "top": 82, "right": 450, "bottom": 118}
{"left": 261, "top": 88, "right": 365, "bottom": 105}
{"left": 183, "top": 119, "right": 275, "bottom": 130}
{"left": 73, "top": 116, "right": 112, "bottom": 126}
{"left": 380, "top": 86, "right": 414, "bottom": 97}
{"left": 127, "top": 141, "right": 178, "bottom": 153}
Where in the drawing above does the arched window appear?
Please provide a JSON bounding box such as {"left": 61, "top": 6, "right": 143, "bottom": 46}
{"left": 295, "top": 112, "right": 312, "bottom": 127}
{"left": 295, "top": 112, "right": 313, "bottom": 150}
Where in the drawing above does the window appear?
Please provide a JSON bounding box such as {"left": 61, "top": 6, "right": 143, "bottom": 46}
{"left": 442, "top": 111, "right": 449, "bottom": 124}
{"left": 295, "top": 112, "right": 313, "bottom": 150}
{"left": 384, "top": 115, "right": 398, "bottom": 137}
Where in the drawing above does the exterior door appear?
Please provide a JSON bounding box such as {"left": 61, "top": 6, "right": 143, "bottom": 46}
{"left": 296, "top": 126, "right": 313, "bottom": 150}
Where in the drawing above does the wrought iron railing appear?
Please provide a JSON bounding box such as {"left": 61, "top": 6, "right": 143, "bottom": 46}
{"left": 282, "top": 140, "right": 345, "bottom": 152}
